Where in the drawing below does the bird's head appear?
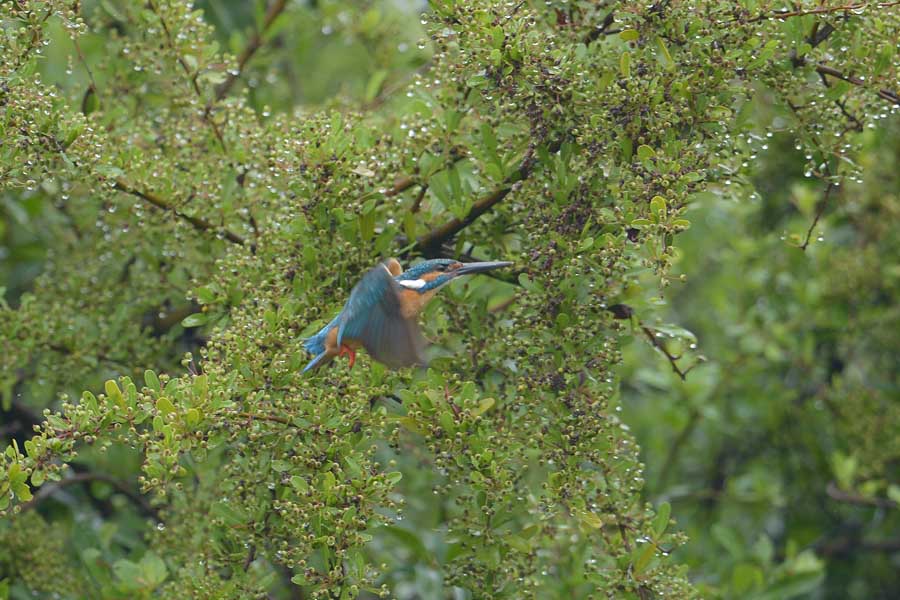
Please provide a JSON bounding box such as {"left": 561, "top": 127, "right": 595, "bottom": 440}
{"left": 395, "top": 258, "right": 512, "bottom": 293}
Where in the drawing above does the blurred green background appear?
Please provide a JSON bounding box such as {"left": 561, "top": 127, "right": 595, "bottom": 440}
{"left": 2, "top": 1, "right": 898, "bottom": 598}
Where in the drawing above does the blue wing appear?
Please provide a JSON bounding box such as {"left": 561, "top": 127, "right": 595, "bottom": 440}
{"left": 337, "top": 262, "right": 426, "bottom": 368}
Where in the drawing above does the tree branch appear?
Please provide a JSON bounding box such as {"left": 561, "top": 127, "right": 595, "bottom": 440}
{"left": 214, "top": 0, "right": 288, "bottom": 102}
{"left": 816, "top": 63, "right": 900, "bottom": 105}
{"left": 414, "top": 138, "right": 562, "bottom": 256}
{"left": 744, "top": 1, "right": 900, "bottom": 23}
{"left": 799, "top": 182, "right": 835, "bottom": 251}
{"left": 826, "top": 481, "right": 899, "bottom": 509}
{"left": 113, "top": 179, "right": 246, "bottom": 246}
{"left": 639, "top": 325, "right": 699, "bottom": 381}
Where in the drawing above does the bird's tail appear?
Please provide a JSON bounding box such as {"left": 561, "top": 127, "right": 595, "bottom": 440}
{"left": 301, "top": 323, "right": 332, "bottom": 373}
{"left": 302, "top": 351, "right": 330, "bottom": 373}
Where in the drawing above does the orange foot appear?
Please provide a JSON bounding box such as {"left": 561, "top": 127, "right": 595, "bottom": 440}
{"left": 338, "top": 344, "right": 356, "bottom": 369}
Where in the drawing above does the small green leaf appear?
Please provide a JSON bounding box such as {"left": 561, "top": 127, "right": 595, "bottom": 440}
{"left": 619, "top": 29, "right": 639, "bottom": 42}
{"left": 144, "top": 370, "right": 161, "bottom": 393}
{"left": 655, "top": 36, "right": 674, "bottom": 71}
{"left": 472, "top": 397, "right": 495, "bottom": 417}
{"left": 579, "top": 510, "right": 605, "bottom": 529}
{"left": 185, "top": 408, "right": 201, "bottom": 427}
{"left": 30, "top": 469, "right": 45, "bottom": 487}
{"left": 364, "top": 69, "right": 388, "bottom": 102}
{"left": 637, "top": 145, "right": 655, "bottom": 161}
{"left": 291, "top": 475, "right": 309, "bottom": 493}
{"left": 650, "top": 195, "right": 667, "bottom": 216}
{"left": 619, "top": 51, "right": 631, "bottom": 78}
{"left": 652, "top": 502, "right": 671, "bottom": 538}
{"left": 181, "top": 313, "right": 208, "bottom": 328}
{"left": 82, "top": 390, "right": 99, "bottom": 412}
{"left": 632, "top": 543, "right": 656, "bottom": 574}
{"left": 156, "top": 396, "right": 175, "bottom": 416}
{"left": 105, "top": 380, "right": 125, "bottom": 408}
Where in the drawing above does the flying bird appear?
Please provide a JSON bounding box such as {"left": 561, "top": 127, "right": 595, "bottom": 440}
{"left": 302, "top": 258, "right": 512, "bottom": 372}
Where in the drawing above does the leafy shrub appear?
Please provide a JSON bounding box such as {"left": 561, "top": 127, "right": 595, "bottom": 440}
{"left": 1, "top": 1, "right": 897, "bottom": 598}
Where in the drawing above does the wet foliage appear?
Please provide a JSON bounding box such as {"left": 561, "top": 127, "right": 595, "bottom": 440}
{"left": 1, "top": 1, "right": 898, "bottom": 598}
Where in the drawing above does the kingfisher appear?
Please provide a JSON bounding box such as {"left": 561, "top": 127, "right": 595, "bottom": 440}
{"left": 302, "top": 258, "right": 512, "bottom": 372}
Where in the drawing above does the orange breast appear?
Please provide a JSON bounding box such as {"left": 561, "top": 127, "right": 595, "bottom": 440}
{"left": 400, "top": 289, "right": 435, "bottom": 319}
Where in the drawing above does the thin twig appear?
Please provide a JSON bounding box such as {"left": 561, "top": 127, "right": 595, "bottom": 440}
{"left": 415, "top": 139, "right": 562, "bottom": 255}
{"left": 826, "top": 481, "right": 899, "bottom": 509}
{"left": 410, "top": 183, "right": 428, "bottom": 213}
{"left": 818, "top": 71, "right": 864, "bottom": 131}
{"left": 743, "top": 1, "right": 900, "bottom": 23}
{"left": 799, "top": 182, "right": 835, "bottom": 251}
{"left": 639, "top": 325, "right": 696, "bottom": 381}
{"left": 214, "top": 0, "right": 288, "bottom": 102}
{"left": 816, "top": 63, "right": 900, "bottom": 105}
{"left": 113, "top": 179, "right": 247, "bottom": 245}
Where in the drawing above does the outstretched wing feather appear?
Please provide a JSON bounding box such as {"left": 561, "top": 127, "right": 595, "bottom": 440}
{"left": 337, "top": 264, "right": 426, "bottom": 368}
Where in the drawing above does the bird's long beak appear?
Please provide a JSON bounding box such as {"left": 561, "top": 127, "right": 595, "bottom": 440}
{"left": 453, "top": 261, "right": 513, "bottom": 276}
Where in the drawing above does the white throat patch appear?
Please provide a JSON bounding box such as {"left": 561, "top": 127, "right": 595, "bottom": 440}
{"left": 398, "top": 278, "right": 427, "bottom": 289}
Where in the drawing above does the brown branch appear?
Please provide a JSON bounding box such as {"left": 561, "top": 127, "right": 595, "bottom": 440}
{"left": 818, "top": 71, "right": 864, "bottom": 132}
{"left": 584, "top": 11, "right": 618, "bottom": 44}
{"left": 826, "top": 481, "right": 899, "bottom": 509}
{"left": 113, "top": 179, "right": 246, "bottom": 246}
{"left": 640, "top": 325, "right": 697, "bottom": 381}
{"left": 415, "top": 138, "right": 562, "bottom": 256}
{"left": 410, "top": 183, "right": 428, "bottom": 213}
{"left": 799, "top": 182, "right": 835, "bottom": 251}
{"left": 385, "top": 175, "right": 416, "bottom": 198}
{"left": 816, "top": 63, "right": 900, "bottom": 105}
{"left": 20, "top": 472, "right": 160, "bottom": 521}
{"left": 744, "top": 1, "right": 900, "bottom": 22}
{"left": 214, "top": 0, "right": 288, "bottom": 102}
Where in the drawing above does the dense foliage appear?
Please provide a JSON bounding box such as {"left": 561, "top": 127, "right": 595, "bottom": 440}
{"left": 1, "top": 1, "right": 897, "bottom": 598}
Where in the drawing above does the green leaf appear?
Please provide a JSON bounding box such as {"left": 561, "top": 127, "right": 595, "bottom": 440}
{"left": 290, "top": 475, "right": 309, "bottom": 493}
{"left": 138, "top": 552, "right": 168, "bottom": 588}
{"left": 472, "top": 397, "right": 495, "bottom": 417}
{"left": 156, "top": 396, "right": 175, "bottom": 416}
{"left": 619, "top": 30, "right": 640, "bottom": 42}
{"left": 637, "top": 145, "right": 655, "bottom": 161}
{"left": 105, "top": 380, "right": 125, "bottom": 408}
{"left": 632, "top": 543, "right": 656, "bottom": 574}
{"left": 652, "top": 501, "right": 671, "bottom": 538}
{"left": 619, "top": 51, "right": 631, "bottom": 78}
{"left": 30, "top": 469, "right": 45, "bottom": 487}
{"left": 655, "top": 36, "right": 674, "bottom": 71}
{"left": 144, "top": 370, "right": 161, "bottom": 393}
{"left": 364, "top": 69, "right": 388, "bottom": 102}
{"left": 181, "top": 313, "right": 208, "bottom": 328}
